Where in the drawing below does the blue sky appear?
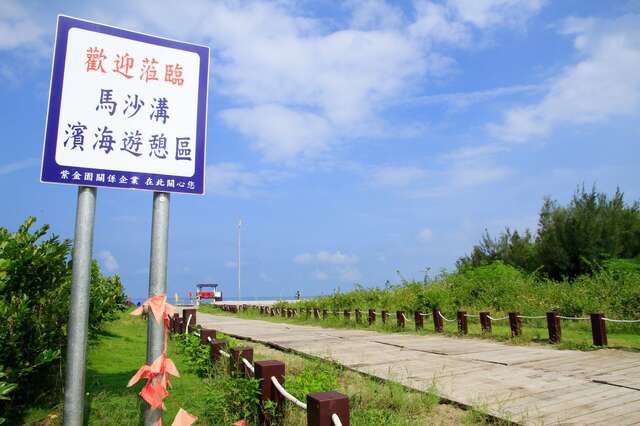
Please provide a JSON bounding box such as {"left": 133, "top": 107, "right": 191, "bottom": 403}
{"left": 1, "top": 0, "right": 639, "bottom": 300}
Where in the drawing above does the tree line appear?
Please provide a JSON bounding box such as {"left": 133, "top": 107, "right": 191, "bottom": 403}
{"left": 457, "top": 186, "right": 640, "bottom": 279}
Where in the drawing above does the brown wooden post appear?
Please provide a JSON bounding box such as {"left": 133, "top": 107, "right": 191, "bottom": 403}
{"left": 415, "top": 311, "right": 424, "bottom": 331}
{"left": 306, "top": 308, "right": 311, "bottom": 319}
{"left": 591, "top": 313, "right": 608, "bottom": 346}
{"left": 314, "top": 308, "right": 320, "bottom": 319}
{"left": 381, "top": 310, "right": 389, "bottom": 324}
{"left": 546, "top": 311, "right": 561, "bottom": 343}
{"left": 286, "top": 308, "right": 292, "bottom": 318}
{"left": 230, "top": 347, "right": 254, "bottom": 377}
{"left": 281, "top": 308, "right": 286, "bottom": 318}
{"left": 432, "top": 309, "right": 443, "bottom": 333}
{"left": 209, "top": 339, "right": 227, "bottom": 363}
{"left": 172, "top": 313, "right": 180, "bottom": 333}
{"left": 176, "top": 317, "right": 184, "bottom": 333}
{"left": 183, "top": 308, "right": 197, "bottom": 332}
{"left": 355, "top": 309, "right": 362, "bottom": 323}
{"left": 509, "top": 312, "right": 522, "bottom": 337}
{"left": 396, "top": 311, "right": 405, "bottom": 329}
{"left": 322, "top": 309, "right": 328, "bottom": 320}
{"left": 368, "top": 309, "right": 376, "bottom": 326}
{"left": 200, "top": 328, "right": 216, "bottom": 345}
{"left": 255, "top": 360, "right": 285, "bottom": 424}
{"left": 457, "top": 311, "right": 468, "bottom": 335}
{"left": 344, "top": 310, "right": 351, "bottom": 320}
{"left": 307, "top": 391, "right": 350, "bottom": 426}
{"left": 480, "top": 312, "right": 492, "bottom": 334}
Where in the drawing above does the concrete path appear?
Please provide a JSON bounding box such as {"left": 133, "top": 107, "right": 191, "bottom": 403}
{"left": 197, "top": 312, "right": 640, "bottom": 425}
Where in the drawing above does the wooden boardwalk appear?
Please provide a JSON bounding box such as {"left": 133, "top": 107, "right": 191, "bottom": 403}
{"left": 198, "top": 312, "right": 640, "bottom": 425}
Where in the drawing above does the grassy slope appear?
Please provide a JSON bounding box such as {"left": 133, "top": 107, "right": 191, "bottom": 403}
{"left": 23, "top": 311, "right": 480, "bottom": 425}
{"left": 201, "top": 306, "right": 640, "bottom": 351}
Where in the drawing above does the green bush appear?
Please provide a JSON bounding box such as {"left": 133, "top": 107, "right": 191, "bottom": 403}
{"left": 0, "top": 217, "right": 126, "bottom": 415}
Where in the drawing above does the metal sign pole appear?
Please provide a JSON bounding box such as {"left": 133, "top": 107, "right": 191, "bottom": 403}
{"left": 237, "top": 219, "right": 241, "bottom": 308}
{"left": 63, "top": 186, "right": 97, "bottom": 426}
{"left": 144, "top": 192, "right": 170, "bottom": 425}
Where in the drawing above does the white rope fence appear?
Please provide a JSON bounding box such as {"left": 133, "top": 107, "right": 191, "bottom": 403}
{"left": 271, "top": 376, "right": 307, "bottom": 410}
{"left": 219, "top": 349, "right": 231, "bottom": 359}
{"left": 193, "top": 331, "right": 200, "bottom": 337}
{"left": 558, "top": 315, "right": 590, "bottom": 320}
{"left": 603, "top": 317, "right": 640, "bottom": 323}
{"left": 517, "top": 315, "right": 546, "bottom": 319}
{"left": 487, "top": 315, "right": 508, "bottom": 321}
{"left": 184, "top": 314, "right": 192, "bottom": 334}
{"left": 331, "top": 413, "right": 343, "bottom": 426}
{"left": 241, "top": 357, "right": 255, "bottom": 374}
{"left": 402, "top": 313, "right": 412, "bottom": 323}
{"left": 438, "top": 311, "right": 456, "bottom": 322}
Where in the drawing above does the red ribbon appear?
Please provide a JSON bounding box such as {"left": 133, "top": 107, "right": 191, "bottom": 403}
{"left": 130, "top": 294, "right": 197, "bottom": 425}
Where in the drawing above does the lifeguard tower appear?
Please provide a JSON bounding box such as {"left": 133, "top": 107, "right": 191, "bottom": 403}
{"left": 195, "top": 283, "right": 222, "bottom": 305}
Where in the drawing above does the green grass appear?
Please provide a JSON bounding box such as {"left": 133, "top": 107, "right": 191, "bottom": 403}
{"left": 200, "top": 305, "right": 640, "bottom": 351}
{"left": 21, "top": 310, "right": 498, "bottom": 425}
{"left": 23, "top": 311, "right": 211, "bottom": 425}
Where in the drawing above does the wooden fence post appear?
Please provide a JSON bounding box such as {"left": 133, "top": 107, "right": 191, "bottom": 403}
{"left": 432, "top": 309, "right": 443, "bottom": 333}
{"left": 281, "top": 308, "right": 286, "bottom": 318}
{"left": 415, "top": 312, "right": 424, "bottom": 331}
{"left": 381, "top": 310, "right": 389, "bottom": 325}
{"left": 457, "top": 311, "right": 468, "bottom": 335}
{"left": 355, "top": 309, "right": 362, "bottom": 323}
{"left": 546, "top": 312, "right": 561, "bottom": 344}
{"left": 307, "top": 391, "right": 350, "bottom": 426}
{"left": 509, "top": 312, "right": 522, "bottom": 337}
{"left": 176, "top": 317, "right": 184, "bottom": 333}
{"left": 368, "top": 309, "right": 376, "bottom": 326}
{"left": 396, "top": 311, "right": 405, "bottom": 329}
{"left": 200, "top": 329, "right": 216, "bottom": 345}
{"left": 322, "top": 309, "right": 328, "bottom": 320}
{"left": 480, "top": 312, "right": 492, "bottom": 334}
{"left": 314, "top": 308, "right": 320, "bottom": 319}
{"left": 172, "top": 313, "right": 180, "bottom": 333}
{"left": 344, "top": 310, "right": 351, "bottom": 321}
{"left": 230, "top": 347, "right": 254, "bottom": 377}
{"left": 209, "top": 339, "right": 227, "bottom": 363}
{"left": 591, "top": 313, "right": 608, "bottom": 346}
{"left": 255, "top": 360, "right": 285, "bottom": 425}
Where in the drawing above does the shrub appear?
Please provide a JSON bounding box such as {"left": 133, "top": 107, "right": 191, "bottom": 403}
{"left": 0, "top": 217, "right": 126, "bottom": 415}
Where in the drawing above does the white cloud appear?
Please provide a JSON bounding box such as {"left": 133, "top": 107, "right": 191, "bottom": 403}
{"left": 220, "top": 105, "right": 332, "bottom": 162}
{"left": 0, "top": 1, "right": 47, "bottom": 51}
{"left": 409, "top": 1, "right": 470, "bottom": 46}
{"left": 417, "top": 227, "right": 433, "bottom": 242}
{"left": 409, "top": 84, "right": 541, "bottom": 110}
{"left": 490, "top": 14, "right": 640, "bottom": 143}
{"left": 206, "top": 162, "right": 285, "bottom": 197}
{"left": 0, "top": 158, "right": 38, "bottom": 175}
{"left": 447, "top": 0, "right": 546, "bottom": 28}
{"left": 98, "top": 250, "right": 119, "bottom": 273}
{"left": 294, "top": 250, "right": 358, "bottom": 265}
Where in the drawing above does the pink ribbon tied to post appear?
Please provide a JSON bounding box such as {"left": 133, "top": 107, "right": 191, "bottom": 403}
{"left": 129, "top": 293, "right": 197, "bottom": 425}
{"left": 131, "top": 294, "right": 176, "bottom": 324}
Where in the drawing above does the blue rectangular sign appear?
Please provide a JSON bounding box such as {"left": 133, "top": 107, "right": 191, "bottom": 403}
{"left": 41, "top": 16, "right": 209, "bottom": 195}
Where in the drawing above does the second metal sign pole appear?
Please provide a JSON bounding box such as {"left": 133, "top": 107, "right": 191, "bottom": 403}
{"left": 145, "top": 191, "right": 170, "bottom": 425}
